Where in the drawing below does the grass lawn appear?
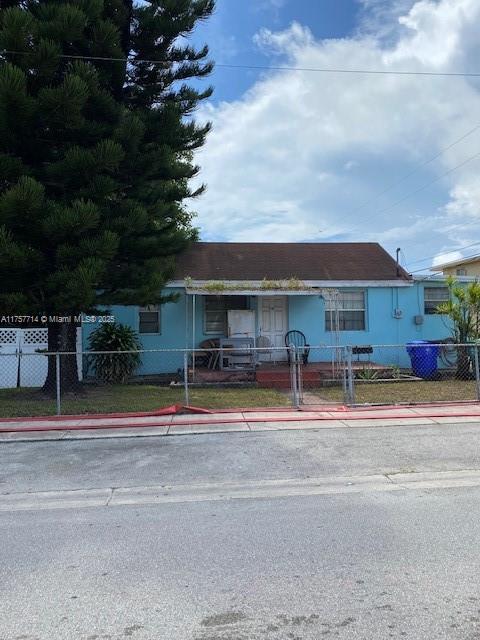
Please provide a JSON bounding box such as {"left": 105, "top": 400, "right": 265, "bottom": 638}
{"left": 0, "top": 384, "right": 291, "bottom": 418}
{"left": 315, "top": 380, "right": 478, "bottom": 404}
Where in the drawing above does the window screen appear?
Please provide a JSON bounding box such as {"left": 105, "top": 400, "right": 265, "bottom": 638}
{"left": 204, "top": 296, "right": 248, "bottom": 334}
{"left": 325, "top": 291, "right": 366, "bottom": 331}
{"left": 139, "top": 305, "right": 160, "bottom": 333}
{"left": 424, "top": 287, "right": 449, "bottom": 314}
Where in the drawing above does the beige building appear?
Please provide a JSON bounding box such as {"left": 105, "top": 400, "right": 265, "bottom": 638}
{"left": 431, "top": 254, "right": 480, "bottom": 278}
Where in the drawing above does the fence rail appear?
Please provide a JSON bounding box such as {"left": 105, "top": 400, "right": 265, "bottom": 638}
{"left": 0, "top": 342, "right": 479, "bottom": 417}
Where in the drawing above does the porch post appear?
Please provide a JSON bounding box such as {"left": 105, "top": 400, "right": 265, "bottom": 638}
{"left": 184, "top": 291, "right": 189, "bottom": 349}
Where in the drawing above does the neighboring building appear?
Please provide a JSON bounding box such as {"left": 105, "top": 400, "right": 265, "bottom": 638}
{"left": 430, "top": 254, "right": 480, "bottom": 278}
{"left": 81, "top": 242, "right": 455, "bottom": 374}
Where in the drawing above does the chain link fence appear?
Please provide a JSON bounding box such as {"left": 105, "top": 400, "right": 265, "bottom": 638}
{"left": 1, "top": 342, "right": 479, "bottom": 418}
{"left": 345, "top": 342, "right": 480, "bottom": 406}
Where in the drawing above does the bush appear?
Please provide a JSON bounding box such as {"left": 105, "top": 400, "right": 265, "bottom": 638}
{"left": 87, "top": 323, "right": 142, "bottom": 383}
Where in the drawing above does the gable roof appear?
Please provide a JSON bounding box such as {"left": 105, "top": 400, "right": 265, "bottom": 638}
{"left": 173, "top": 242, "right": 411, "bottom": 282}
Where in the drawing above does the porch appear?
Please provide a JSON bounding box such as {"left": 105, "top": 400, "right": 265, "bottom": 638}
{"left": 184, "top": 285, "right": 342, "bottom": 370}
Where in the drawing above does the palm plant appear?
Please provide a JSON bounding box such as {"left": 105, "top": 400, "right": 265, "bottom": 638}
{"left": 87, "top": 323, "right": 142, "bottom": 384}
{"left": 437, "top": 277, "right": 480, "bottom": 379}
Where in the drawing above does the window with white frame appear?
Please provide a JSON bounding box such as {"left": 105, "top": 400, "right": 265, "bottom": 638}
{"left": 204, "top": 296, "right": 248, "bottom": 334}
{"left": 325, "top": 291, "right": 366, "bottom": 331}
{"left": 138, "top": 305, "right": 161, "bottom": 333}
{"left": 456, "top": 268, "right": 467, "bottom": 276}
{"left": 424, "top": 287, "right": 449, "bottom": 314}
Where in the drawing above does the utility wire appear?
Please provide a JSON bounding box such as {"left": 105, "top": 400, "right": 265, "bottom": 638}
{"left": 408, "top": 250, "right": 480, "bottom": 275}
{"left": 343, "top": 123, "right": 480, "bottom": 219}
{"left": 406, "top": 241, "right": 480, "bottom": 269}
{"left": 342, "top": 150, "right": 480, "bottom": 232}
{"left": 3, "top": 49, "right": 480, "bottom": 77}
{"left": 4, "top": 47, "right": 480, "bottom": 258}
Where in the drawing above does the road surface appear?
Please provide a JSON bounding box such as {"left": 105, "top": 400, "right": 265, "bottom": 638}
{"left": 1, "top": 421, "right": 480, "bottom": 639}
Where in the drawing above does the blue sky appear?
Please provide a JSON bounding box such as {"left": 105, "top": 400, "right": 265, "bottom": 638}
{"left": 187, "top": 0, "right": 480, "bottom": 274}
{"left": 192, "top": 0, "right": 361, "bottom": 104}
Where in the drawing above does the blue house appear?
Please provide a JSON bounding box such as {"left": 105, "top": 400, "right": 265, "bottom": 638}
{"left": 82, "top": 242, "right": 455, "bottom": 374}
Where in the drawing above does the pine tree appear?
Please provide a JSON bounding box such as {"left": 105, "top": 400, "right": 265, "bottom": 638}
{"left": 0, "top": 0, "right": 214, "bottom": 391}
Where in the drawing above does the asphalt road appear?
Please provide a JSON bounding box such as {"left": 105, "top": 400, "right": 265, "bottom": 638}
{"left": 3, "top": 421, "right": 480, "bottom": 493}
{"left": 2, "top": 423, "right": 480, "bottom": 639}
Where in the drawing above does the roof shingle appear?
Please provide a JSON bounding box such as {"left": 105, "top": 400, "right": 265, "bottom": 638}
{"left": 173, "top": 242, "right": 411, "bottom": 282}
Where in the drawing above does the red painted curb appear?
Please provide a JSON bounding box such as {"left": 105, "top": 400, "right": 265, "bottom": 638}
{"left": 2, "top": 410, "right": 480, "bottom": 434}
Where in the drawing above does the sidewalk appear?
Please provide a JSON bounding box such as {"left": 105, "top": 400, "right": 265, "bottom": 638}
{"left": 1, "top": 402, "right": 480, "bottom": 442}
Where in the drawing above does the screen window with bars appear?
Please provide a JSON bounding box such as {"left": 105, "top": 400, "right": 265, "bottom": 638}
{"left": 424, "top": 287, "right": 449, "bottom": 315}
{"left": 138, "top": 305, "right": 161, "bottom": 333}
{"left": 326, "top": 291, "right": 366, "bottom": 331}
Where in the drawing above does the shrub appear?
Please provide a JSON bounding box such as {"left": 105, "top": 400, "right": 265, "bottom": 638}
{"left": 356, "top": 367, "right": 378, "bottom": 381}
{"left": 87, "top": 323, "right": 142, "bottom": 383}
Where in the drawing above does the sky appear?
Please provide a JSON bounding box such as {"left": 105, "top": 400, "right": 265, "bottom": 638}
{"left": 186, "top": 0, "right": 480, "bottom": 274}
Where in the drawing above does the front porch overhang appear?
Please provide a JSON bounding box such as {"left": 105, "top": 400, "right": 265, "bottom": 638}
{"left": 185, "top": 288, "right": 320, "bottom": 296}
{"left": 170, "top": 279, "right": 413, "bottom": 292}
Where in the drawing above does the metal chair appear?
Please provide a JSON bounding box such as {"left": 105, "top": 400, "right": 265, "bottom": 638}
{"left": 285, "top": 330, "right": 310, "bottom": 365}
{"left": 194, "top": 338, "right": 220, "bottom": 369}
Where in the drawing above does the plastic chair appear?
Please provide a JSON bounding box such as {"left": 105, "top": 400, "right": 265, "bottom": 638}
{"left": 285, "top": 330, "right": 310, "bottom": 365}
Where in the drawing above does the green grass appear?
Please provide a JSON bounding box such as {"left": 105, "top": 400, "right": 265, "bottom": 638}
{"left": 0, "top": 384, "right": 291, "bottom": 418}
{"left": 313, "top": 380, "right": 478, "bottom": 404}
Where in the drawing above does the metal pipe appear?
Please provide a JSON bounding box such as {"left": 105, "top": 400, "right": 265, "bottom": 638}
{"left": 192, "top": 294, "right": 196, "bottom": 381}
{"left": 474, "top": 343, "right": 480, "bottom": 401}
{"left": 183, "top": 351, "right": 190, "bottom": 406}
{"left": 55, "top": 353, "right": 61, "bottom": 416}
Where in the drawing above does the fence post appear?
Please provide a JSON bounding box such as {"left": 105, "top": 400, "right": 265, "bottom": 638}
{"left": 345, "top": 345, "right": 355, "bottom": 406}
{"left": 55, "top": 352, "right": 61, "bottom": 416}
{"left": 296, "top": 346, "right": 303, "bottom": 406}
{"left": 342, "top": 346, "right": 348, "bottom": 402}
{"left": 183, "top": 351, "right": 190, "bottom": 407}
{"left": 474, "top": 342, "right": 480, "bottom": 402}
{"left": 289, "top": 345, "right": 299, "bottom": 408}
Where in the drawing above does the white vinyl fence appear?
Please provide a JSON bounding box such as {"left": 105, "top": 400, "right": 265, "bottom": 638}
{"left": 0, "top": 328, "right": 82, "bottom": 389}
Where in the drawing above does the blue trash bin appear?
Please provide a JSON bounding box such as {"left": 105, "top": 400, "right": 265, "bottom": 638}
{"left": 406, "top": 340, "right": 439, "bottom": 379}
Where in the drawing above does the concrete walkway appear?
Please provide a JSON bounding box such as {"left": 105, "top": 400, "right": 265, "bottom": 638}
{"left": 1, "top": 403, "right": 480, "bottom": 442}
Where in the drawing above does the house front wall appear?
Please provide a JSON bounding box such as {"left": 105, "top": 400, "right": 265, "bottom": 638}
{"left": 288, "top": 284, "right": 451, "bottom": 367}
{"left": 82, "top": 282, "right": 453, "bottom": 374}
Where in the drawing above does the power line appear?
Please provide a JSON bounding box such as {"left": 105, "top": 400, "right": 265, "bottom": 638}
{"left": 3, "top": 49, "right": 480, "bottom": 77}
{"left": 406, "top": 241, "right": 480, "bottom": 269}
{"left": 342, "top": 150, "right": 480, "bottom": 232}
{"left": 409, "top": 249, "right": 480, "bottom": 275}
{"left": 343, "top": 123, "right": 480, "bottom": 219}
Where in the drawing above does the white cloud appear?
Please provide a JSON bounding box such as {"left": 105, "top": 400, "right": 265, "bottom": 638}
{"left": 193, "top": 0, "right": 480, "bottom": 264}
{"left": 444, "top": 178, "right": 480, "bottom": 219}
{"left": 432, "top": 251, "right": 464, "bottom": 266}
{"left": 344, "top": 160, "right": 358, "bottom": 171}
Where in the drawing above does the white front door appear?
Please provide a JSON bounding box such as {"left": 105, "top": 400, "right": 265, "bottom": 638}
{"left": 259, "top": 296, "right": 288, "bottom": 361}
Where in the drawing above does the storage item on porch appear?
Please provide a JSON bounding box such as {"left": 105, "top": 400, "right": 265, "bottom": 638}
{"left": 219, "top": 337, "right": 256, "bottom": 370}
{"left": 227, "top": 310, "right": 255, "bottom": 339}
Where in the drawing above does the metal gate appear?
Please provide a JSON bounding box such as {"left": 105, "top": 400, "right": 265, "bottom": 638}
{"left": 292, "top": 345, "right": 351, "bottom": 406}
